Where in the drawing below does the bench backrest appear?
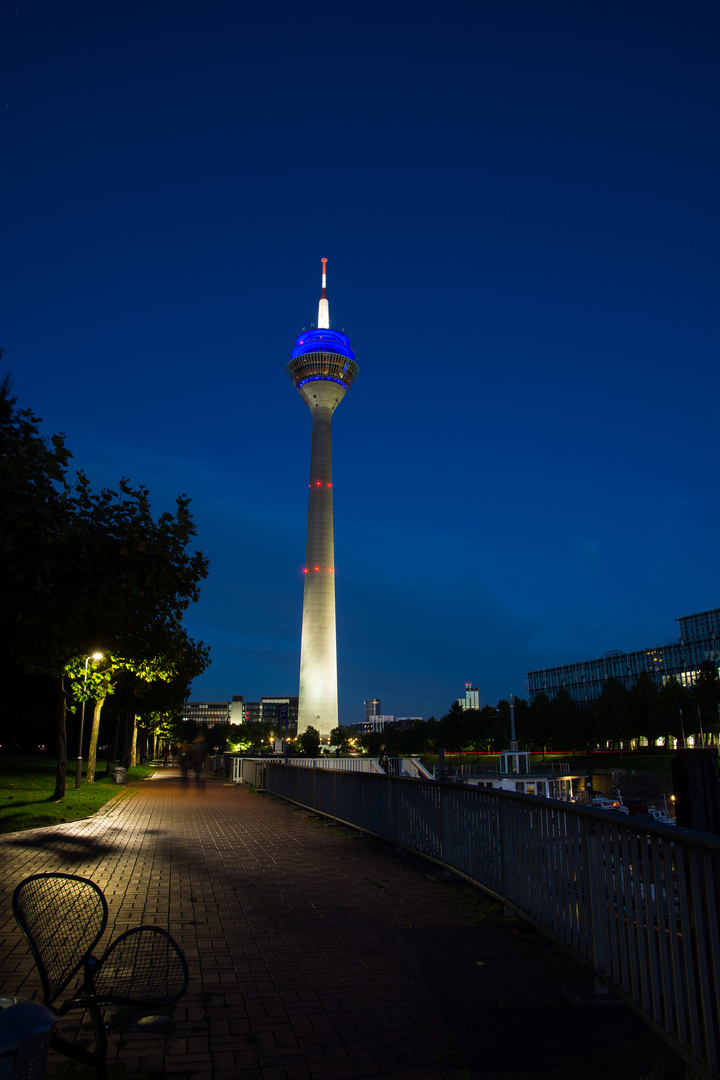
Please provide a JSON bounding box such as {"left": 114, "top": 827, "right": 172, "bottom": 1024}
{"left": 12, "top": 873, "right": 108, "bottom": 1005}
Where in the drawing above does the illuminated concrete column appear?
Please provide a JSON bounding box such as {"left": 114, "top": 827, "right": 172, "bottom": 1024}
{"left": 287, "top": 261, "right": 358, "bottom": 736}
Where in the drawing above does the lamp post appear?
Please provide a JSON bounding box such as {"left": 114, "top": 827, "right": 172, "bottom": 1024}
{"left": 75, "top": 652, "right": 103, "bottom": 790}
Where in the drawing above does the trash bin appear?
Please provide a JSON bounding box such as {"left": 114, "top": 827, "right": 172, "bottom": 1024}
{"left": 0, "top": 995, "right": 55, "bottom": 1080}
{"left": 112, "top": 766, "right": 127, "bottom": 784}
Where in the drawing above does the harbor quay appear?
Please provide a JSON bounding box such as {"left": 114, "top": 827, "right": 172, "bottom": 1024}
{"left": 0, "top": 772, "right": 682, "bottom": 1080}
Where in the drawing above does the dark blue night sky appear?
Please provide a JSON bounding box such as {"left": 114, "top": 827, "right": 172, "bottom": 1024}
{"left": 2, "top": 0, "right": 718, "bottom": 723}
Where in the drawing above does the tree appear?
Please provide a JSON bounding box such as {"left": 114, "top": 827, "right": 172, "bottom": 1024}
{"left": 438, "top": 701, "right": 466, "bottom": 752}
{"left": 329, "top": 726, "right": 353, "bottom": 753}
{"left": 478, "top": 705, "right": 503, "bottom": 751}
{"left": 657, "top": 677, "right": 691, "bottom": 748}
{"left": 596, "top": 677, "right": 633, "bottom": 750}
{"left": 549, "top": 688, "right": 580, "bottom": 752}
{"left": 297, "top": 726, "right": 320, "bottom": 756}
{"left": 692, "top": 660, "right": 720, "bottom": 743}
{"left": 527, "top": 693, "right": 553, "bottom": 756}
{"left": 511, "top": 697, "right": 531, "bottom": 750}
{"left": 630, "top": 671, "right": 661, "bottom": 746}
{"left": 0, "top": 379, "right": 210, "bottom": 797}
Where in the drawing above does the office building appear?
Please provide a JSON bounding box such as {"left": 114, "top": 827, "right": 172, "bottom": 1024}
{"left": 182, "top": 695, "right": 297, "bottom": 730}
{"left": 458, "top": 683, "right": 480, "bottom": 710}
{"left": 526, "top": 607, "right": 720, "bottom": 705}
{"left": 364, "top": 699, "right": 381, "bottom": 723}
{"left": 261, "top": 696, "right": 299, "bottom": 734}
{"left": 287, "top": 260, "right": 359, "bottom": 736}
{"left": 181, "top": 701, "right": 231, "bottom": 728}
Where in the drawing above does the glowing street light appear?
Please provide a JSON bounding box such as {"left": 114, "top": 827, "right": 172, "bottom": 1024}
{"left": 75, "top": 652, "right": 104, "bottom": 790}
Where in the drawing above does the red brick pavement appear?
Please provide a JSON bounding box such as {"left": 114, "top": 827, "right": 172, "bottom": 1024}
{"left": 0, "top": 773, "right": 477, "bottom": 1079}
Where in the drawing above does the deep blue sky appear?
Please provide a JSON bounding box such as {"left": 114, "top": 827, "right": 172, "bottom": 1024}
{"left": 2, "top": 0, "right": 718, "bottom": 724}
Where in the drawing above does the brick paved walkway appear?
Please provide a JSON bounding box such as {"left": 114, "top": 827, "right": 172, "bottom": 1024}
{"left": 0, "top": 772, "right": 687, "bottom": 1080}
{"left": 0, "top": 773, "right": 478, "bottom": 1080}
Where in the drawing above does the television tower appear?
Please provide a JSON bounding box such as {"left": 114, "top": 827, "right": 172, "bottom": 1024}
{"left": 287, "top": 260, "right": 359, "bottom": 736}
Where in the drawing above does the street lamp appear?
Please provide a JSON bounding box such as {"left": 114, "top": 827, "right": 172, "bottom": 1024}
{"left": 75, "top": 652, "right": 104, "bottom": 790}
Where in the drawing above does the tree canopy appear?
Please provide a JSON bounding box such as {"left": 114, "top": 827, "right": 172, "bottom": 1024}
{"left": 0, "top": 377, "right": 210, "bottom": 795}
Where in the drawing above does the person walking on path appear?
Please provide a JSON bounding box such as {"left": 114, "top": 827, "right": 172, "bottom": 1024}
{"left": 190, "top": 735, "right": 207, "bottom": 784}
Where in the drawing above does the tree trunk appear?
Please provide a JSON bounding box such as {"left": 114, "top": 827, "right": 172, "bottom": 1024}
{"left": 130, "top": 714, "right": 138, "bottom": 766}
{"left": 86, "top": 696, "right": 106, "bottom": 783}
{"left": 108, "top": 699, "right": 121, "bottom": 772}
{"left": 119, "top": 708, "right": 128, "bottom": 768}
{"left": 52, "top": 676, "right": 67, "bottom": 800}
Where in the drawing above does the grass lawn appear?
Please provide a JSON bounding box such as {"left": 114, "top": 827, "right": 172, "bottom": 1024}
{"left": 0, "top": 754, "right": 156, "bottom": 834}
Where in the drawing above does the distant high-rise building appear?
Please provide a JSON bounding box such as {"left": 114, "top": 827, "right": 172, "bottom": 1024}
{"left": 288, "top": 260, "right": 359, "bottom": 736}
{"left": 244, "top": 701, "right": 262, "bottom": 724}
{"left": 458, "top": 683, "right": 480, "bottom": 711}
{"left": 364, "top": 698, "right": 381, "bottom": 723}
{"left": 181, "top": 701, "right": 231, "bottom": 727}
{"left": 261, "top": 696, "right": 299, "bottom": 734}
{"left": 526, "top": 607, "right": 720, "bottom": 705}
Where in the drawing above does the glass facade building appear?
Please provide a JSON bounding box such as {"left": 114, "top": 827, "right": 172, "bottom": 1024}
{"left": 181, "top": 701, "right": 232, "bottom": 728}
{"left": 182, "top": 695, "right": 298, "bottom": 730}
{"left": 458, "top": 683, "right": 480, "bottom": 710}
{"left": 526, "top": 608, "right": 720, "bottom": 704}
{"left": 364, "top": 698, "right": 381, "bottom": 723}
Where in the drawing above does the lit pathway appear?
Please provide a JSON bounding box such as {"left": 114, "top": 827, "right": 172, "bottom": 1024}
{"left": 0, "top": 773, "right": 474, "bottom": 1079}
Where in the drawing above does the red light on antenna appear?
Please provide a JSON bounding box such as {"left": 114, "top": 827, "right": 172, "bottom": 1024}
{"left": 327, "top": 482, "right": 332, "bottom": 487}
{"left": 314, "top": 565, "right": 320, "bottom": 572}
{"left": 328, "top": 567, "right": 334, "bottom": 572}
{"left": 316, "top": 481, "right": 321, "bottom": 486}
{"left": 304, "top": 568, "right": 309, "bottom": 574}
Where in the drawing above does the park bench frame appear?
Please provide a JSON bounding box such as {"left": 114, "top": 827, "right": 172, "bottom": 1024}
{"left": 12, "top": 872, "right": 189, "bottom": 1080}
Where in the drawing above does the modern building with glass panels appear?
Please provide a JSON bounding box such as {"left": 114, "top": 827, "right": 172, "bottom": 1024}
{"left": 457, "top": 683, "right": 480, "bottom": 710}
{"left": 181, "top": 701, "right": 232, "bottom": 728}
{"left": 182, "top": 695, "right": 297, "bottom": 730}
{"left": 526, "top": 608, "right": 720, "bottom": 705}
{"left": 364, "top": 698, "right": 381, "bottom": 723}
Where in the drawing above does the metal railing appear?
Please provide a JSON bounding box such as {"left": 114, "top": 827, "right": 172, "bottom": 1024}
{"left": 228, "top": 755, "right": 432, "bottom": 783}
{"left": 265, "top": 764, "right": 720, "bottom": 1080}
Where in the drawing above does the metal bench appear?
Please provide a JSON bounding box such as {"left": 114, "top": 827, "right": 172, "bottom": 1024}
{"left": 12, "top": 872, "right": 189, "bottom": 1080}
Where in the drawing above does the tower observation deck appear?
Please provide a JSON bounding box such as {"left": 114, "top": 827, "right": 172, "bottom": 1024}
{"left": 288, "top": 260, "right": 358, "bottom": 737}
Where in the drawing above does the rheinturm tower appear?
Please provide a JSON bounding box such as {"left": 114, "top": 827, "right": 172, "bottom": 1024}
{"left": 287, "top": 260, "right": 359, "bottom": 736}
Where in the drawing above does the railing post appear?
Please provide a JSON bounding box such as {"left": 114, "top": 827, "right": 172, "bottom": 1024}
{"left": 441, "top": 784, "right": 454, "bottom": 878}
{"left": 499, "top": 795, "right": 515, "bottom": 914}
{"left": 394, "top": 777, "right": 402, "bottom": 852}
{"left": 584, "top": 820, "right": 609, "bottom": 992}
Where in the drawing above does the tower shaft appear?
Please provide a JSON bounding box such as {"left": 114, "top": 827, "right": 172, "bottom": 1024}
{"left": 287, "top": 261, "right": 358, "bottom": 739}
{"left": 298, "top": 389, "right": 339, "bottom": 733}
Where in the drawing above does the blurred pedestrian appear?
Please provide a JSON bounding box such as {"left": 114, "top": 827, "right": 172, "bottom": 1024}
{"left": 191, "top": 735, "right": 207, "bottom": 784}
